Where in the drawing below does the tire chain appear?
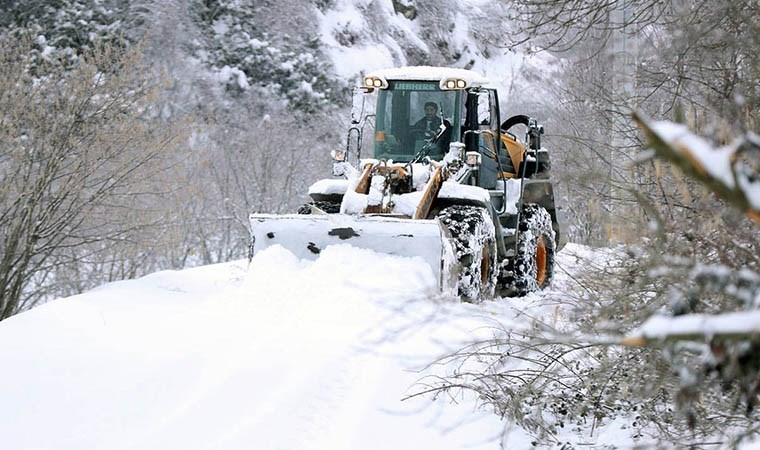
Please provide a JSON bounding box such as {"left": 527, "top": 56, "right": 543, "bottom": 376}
{"left": 499, "top": 203, "right": 555, "bottom": 296}
{"left": 296, "top": 201, "right": 341, "bottom": 214}
{"left": 438, "top": 205, "right": 496, "bottom": 301}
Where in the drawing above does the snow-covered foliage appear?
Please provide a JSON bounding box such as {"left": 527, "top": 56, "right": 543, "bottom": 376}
{"left": 619, "top": 118, "right": 760, "bottom": 436}
{"left": 409, "top": 244, "right": 672, "bottom": 447}
{"left": 317, "top": 0, "right": 535, "bottom": 94}
{"left": 1, "top": 0, "right": 131, "bottom": 69}
{"left": 642, "top": 118, "right": 760, "bottom": 222}
{"left": 191, "top": 0, "right": 346, "bottom": 112}
{"left": 1, "top": 0, "right": 538, "bottom": 114}
{"left": 0, "top": 35, "right": 182, "bottom": 319}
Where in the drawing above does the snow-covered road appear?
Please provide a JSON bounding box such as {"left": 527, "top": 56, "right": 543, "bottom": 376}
{"left": 0, "top": 244, "right": 596, "bottom": 450}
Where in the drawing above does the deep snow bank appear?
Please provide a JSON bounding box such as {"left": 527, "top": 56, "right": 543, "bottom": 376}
{"left": 0, "top": 244, "right": 526, "bottom": 450}
{"left": 2, "top": 243, "right": 652, "bottom": 449}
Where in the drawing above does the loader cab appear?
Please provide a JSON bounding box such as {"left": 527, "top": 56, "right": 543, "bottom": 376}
{"left": 360, "top": 68, "right": 538, "bottom": 184}
{"left": 372, "top": 81, "right": 462, "bottom": 162}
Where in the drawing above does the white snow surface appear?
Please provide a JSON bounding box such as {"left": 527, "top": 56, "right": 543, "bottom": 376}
{"left": 308, "top": 178, "right": 349, "bottom": 196}
{"left": 0, "top": 244, "right": 639, "bottom": 450}
{"left": 337, "top": 177, "right": 491, "bottom": 215}
{"left": 216, "top": 65, "right": 250, "bottom": 90}
{"left": 438, "top": 180, "right": 492, "bottom": 205}
{"left": 317, "top": 0, "right": 417, "bottom": 79}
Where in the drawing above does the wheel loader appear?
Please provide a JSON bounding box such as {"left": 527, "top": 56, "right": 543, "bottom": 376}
{"left": 249, "top": 66, "right": 565, "bottom": 300}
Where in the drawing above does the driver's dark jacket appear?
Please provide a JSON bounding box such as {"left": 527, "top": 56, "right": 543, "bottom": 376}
{"left": 413, "top": 116, "right": 442, "bottom": 132}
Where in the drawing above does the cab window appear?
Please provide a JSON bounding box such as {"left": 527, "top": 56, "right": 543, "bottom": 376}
{"left": 373, "top": 81, "right": 462, "bottom": 162}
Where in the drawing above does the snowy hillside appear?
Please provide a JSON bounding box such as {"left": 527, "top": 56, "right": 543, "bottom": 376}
{"left": 317, "top": 0, "right": 540, "bottom": 95}
{"left": 0, "top": 243, "right": 636, "bottom": 450}
{"left": 0, "top": 0, "right": 546, "bottom": 111}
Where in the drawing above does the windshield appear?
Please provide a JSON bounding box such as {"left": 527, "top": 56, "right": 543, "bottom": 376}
{"left": 373, "top": 81, "right": 461, "bottom": 162}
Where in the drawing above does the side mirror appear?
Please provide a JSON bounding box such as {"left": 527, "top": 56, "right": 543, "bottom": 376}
{"left": 527, "top": 119, "right": 544, "bottom": 150}
{"left": 350, "top": 87, "right": 372, "bottom": 124}
{"left": 477, "top": 91, "right": 491, "bottom": 124}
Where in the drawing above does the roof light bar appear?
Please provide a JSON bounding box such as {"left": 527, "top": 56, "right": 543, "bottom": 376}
{"left": 363, "top": 76, "right": 388, "bottom": 89}
{"left": 441, "top": 78, "right": 467, "bottom": 90}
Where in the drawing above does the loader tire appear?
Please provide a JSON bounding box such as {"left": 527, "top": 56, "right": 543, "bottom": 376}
{"left": 438, "top": 205, "right": 497, "bottom": 302}
{"left": 501, "top": 204, "right": 555, "bottom": 296}
{"left": 296, "top": 201, "right": 341, "bottom": 214}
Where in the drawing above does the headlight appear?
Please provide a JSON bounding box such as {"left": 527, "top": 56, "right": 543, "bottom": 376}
{"left": 330, "top": 149, "right": 346, "bottom": 161}
{"left": 363, "top": 76, "right": 387, "bottom": 89}
{"left": 441, "top": 78, "right": 467, "bottom": 90}
{"left": 465, "top": 151, "right": 481, "bottom": 167}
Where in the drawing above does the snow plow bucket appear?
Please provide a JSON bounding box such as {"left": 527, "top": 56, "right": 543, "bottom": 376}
{"left": 249, "top": 213, "right": 455, "bottom": 292}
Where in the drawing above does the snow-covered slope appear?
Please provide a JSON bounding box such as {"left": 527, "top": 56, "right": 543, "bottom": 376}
{"left": 0, "top": 244, "right": 607, "bottom": 450}
{"left": 317, "top": 0, "right": 546, "bottom": 97}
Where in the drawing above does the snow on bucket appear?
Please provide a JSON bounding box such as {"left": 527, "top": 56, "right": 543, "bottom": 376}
{"left": 249, "top": 213, "right": 456, "bottom": 294}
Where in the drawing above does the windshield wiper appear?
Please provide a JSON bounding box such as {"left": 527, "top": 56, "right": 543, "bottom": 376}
{"left": 410, "top": 123, "right": 446, "bottom": 163}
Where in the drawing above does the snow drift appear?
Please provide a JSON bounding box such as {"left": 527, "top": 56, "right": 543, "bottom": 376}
{"left": 0, "top": 244, "right": 519, "bottom": 450}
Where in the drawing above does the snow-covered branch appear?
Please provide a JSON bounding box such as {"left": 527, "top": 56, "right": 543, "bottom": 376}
{"left": 621, "top": 311, "right": 760, "bottom": 347}
{"left": 633, "top": 112, "right": 760, "bottom": 224}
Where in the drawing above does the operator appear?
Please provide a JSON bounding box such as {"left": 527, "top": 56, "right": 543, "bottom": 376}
{"left": 413, "top": 102, "right": 443, "bottom": 138}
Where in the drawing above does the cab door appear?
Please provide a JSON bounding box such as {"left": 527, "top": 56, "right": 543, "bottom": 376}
{"left": 470, "top": 89, "right": 503, "bottom": 188}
